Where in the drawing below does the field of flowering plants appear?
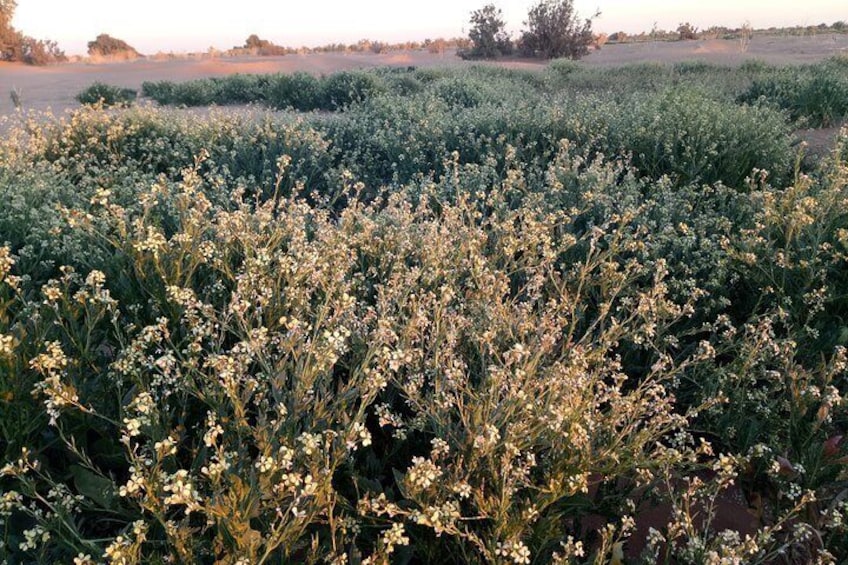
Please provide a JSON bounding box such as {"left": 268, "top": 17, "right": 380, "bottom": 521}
{"left": 1, "top": 58, "right": 848, "bottom": 564}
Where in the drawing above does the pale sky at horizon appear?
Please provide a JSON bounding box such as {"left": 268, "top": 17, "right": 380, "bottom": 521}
{"left": 10, "top": 0, "right": 847, "bottom": 56}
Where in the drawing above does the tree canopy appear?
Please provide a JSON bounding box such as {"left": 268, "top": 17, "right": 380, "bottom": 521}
{"left": 1, "top": 0, "right": 65, "bottom": 64}
{"left": 0, "top": 0, "right": 16, "bottom": 24}
{"left": 463, "top": 4, "right": 513, "bottom": 59}
{"left": 519, "top": 0, "right": 596, "bottom": 59}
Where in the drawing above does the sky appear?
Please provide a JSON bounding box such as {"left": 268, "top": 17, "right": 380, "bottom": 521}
{"left": 10, "top": 0, "right": 847, "bottom": 55}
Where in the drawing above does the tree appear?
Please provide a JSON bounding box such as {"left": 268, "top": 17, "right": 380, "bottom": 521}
{"left": 519, "top": 0, "right": 596, "bottom": 59}
{"left": 0, "top": 0, "right": 15, "bottom": 26}
{"left": 0, "top": 0, "right": 65, "bottom": 64}
{"left": 462, "top": 4, "right": 513, "bottom": 59}
{"left": 0, "top": 0, "right": 18, "bottom": 59}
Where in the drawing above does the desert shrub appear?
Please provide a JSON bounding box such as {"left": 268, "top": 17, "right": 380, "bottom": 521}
{"left": 17, "top": 36, "right": 65, "bottom": 65}
{"left": 739, "top": 59, "right": 772, "bottom": 73}
{"left": 739, "top": 64, "right": 848, "bottom": 127}
{"left": 683, "top": 162, "right": 848, "bottom": 559}
{"left": 672, "top": 60, "right": 715, "bottom": 75}
{"left": 211, "top": 73, "right": 271, "bottom": 104}
{"left": 321, "top": 71, "right": 383, "bottom": 109}
{"left": 267, "top": 72, "right": 323, "bottom": 110}
{"left": 676, "top": 22, "right": 699, "bottom": 40}
{"left": 140, "top": 81, "right": 175, "bottom": 104}
{"left": 141, "top": 79, "right": 216, "bottom": 106}
{"left": 610, "top": 88, "right": 794, "bottom": 187}
{"left": 3, "top": 115, "right": 847, "bottom": 561}
{"left": 431, "top": 77, "right": 488, "bottom": 108}
{"left": 143, "top": 71, "right": 385, "bottom": 111}
{"left": 87, "top": 33, "right": 140, "bottom": 58}
{"left": 547, "top": 57, "right": 581, "bottom": 77}
{"left": 271, "top": 72, "right": 323, "bottom": 110}
{"left": 412, "top": 67, "right": 456, "bottom": 84}
{"left": 0, "top": 107, "right": 336, "bottom": 255}
{"left": 383, "top": 73, "right": 425, "bottom": 96}
{"left": 76, "top": 82, "right": 137, "bottom": 107}
{"left": 241, "top": 33, "right": 287, "bottom": 56}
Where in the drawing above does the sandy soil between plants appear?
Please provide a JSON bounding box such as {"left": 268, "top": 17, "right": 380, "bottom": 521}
{"left": 1, "top": 34, "right": 847, "bottom": 117}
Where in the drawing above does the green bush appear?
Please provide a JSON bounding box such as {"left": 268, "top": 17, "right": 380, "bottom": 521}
{"left": 547, "top": 57, "right": 581, "bottom": 77}
{"left": 267, "top": 72, "right": 323, "bottom": 110}
{"left": 140, "top": 80, "right": 175, "bottom": 104}
{"left": 610, "top": 88, "right": 794, "bottom": 187}
{"left": 211, "top": 73, "right": 271, "bottom": 104}
{"left": 321, "top": 71, "right": 383, "bottom": 109}
{"left": 739, "top": 64, "right": 848, "bottom": 127}
{"left": 76, "top": 82, "right": 137, "bottom": 107}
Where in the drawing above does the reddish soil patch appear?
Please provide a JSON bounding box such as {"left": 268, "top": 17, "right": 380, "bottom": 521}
{"left": 796, "top": 121, "right": 846, "bottom": 163}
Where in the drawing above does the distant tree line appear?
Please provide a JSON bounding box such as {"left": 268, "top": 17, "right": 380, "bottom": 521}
{"left": 0, "top": 0, "right": 65, "bottom": 64}
{"left": 607, "top": 20, "right": 848, "bottom": 44}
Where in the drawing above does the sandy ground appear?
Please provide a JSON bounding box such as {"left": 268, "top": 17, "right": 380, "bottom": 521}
{"left": 0, "top": 50, "right": 459, "bottom": 115}
{"left": 1, "top": 34, "right": 847, "bottom": 117}
{"left": 582, "top": 33, "right": 848, "bottom": 67}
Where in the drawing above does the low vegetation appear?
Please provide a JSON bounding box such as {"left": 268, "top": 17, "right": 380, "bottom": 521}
{"left": 3, "top": 56, "right": 848, "bottom": 564}
{"left": 136, "top": 58, "right": 848, "bottom": 145}
{"left": 738, "top": 57, "right": 848, "bottom": 127}
{"left": 76, "top": 82, "right": 137, "bottom": 107}
{"left": 141, "top": 69, "right": 382, "bottom": 110}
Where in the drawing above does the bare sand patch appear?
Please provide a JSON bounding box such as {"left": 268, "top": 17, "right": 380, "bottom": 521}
{"left": 581, "top": 33, "right": 848, "bottom": 66}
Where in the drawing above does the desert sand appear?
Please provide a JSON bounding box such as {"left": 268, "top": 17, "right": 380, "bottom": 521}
{"left": 1, "top": 34, "right": 847, "bottom": 116}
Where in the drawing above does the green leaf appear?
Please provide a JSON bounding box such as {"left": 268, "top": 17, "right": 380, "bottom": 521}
{"left": 70, "top": 464, "right": 116, "bottom": 509}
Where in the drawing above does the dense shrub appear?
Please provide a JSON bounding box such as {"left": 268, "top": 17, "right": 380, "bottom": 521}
{"left": 609, "top": 88, "right": 794, "bottom": 187}
{"left": 2, "top": 63, "right": 848, "bottom": 564}
{"left": 87, "top": 33, "right": 140, "bottom": 58}
{"left": 267, "top": 72, "right": 323, "bottom": 110}
{"left": 212, "top": 73, "right": 271, "bottom": 104}
{"left": 321, "top": 71, "right": 383, "bottom": 109}
{"left": 739, "top": 63, "right": 848, "bottom": 126}
{"left": 143, "top": 71, "right": 383, "bottom": 111}
{"left": 76, "top": 82, "right": 137, "bottom": 107}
